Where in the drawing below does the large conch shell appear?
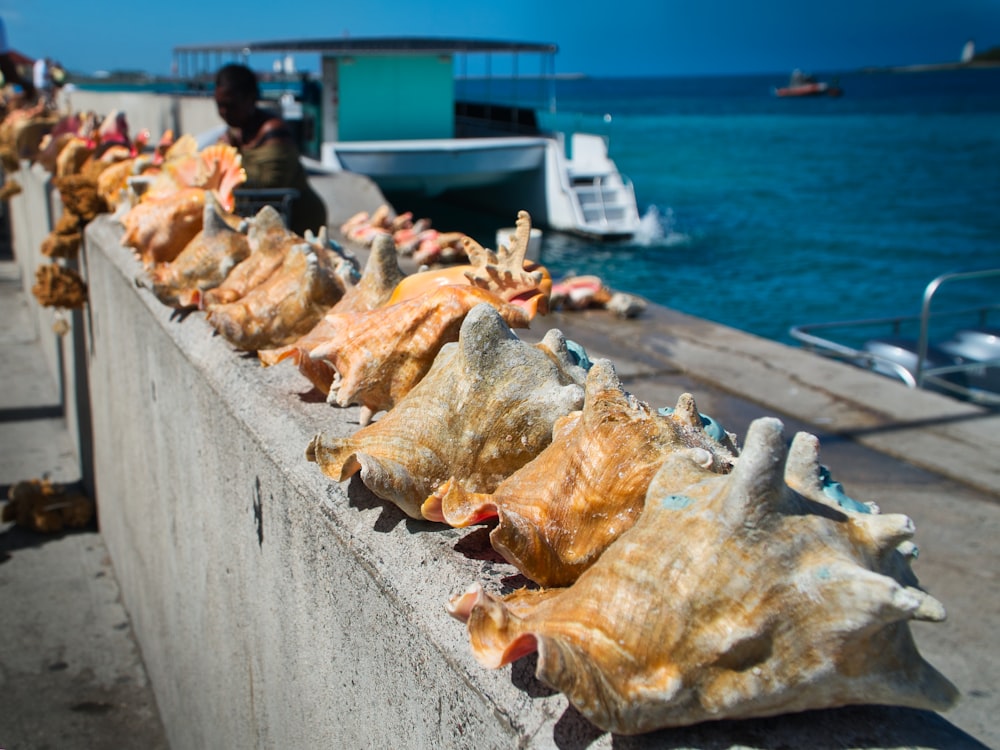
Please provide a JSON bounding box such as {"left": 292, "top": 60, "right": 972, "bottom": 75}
{"left": 387, "top": 210, "right": 551, "bottom": 319}
{"left": 120, "top": 187, "right": 206, "bottom": 267}
{"left": 448, "top": 417, "right": 958, "bottom": 734}
{"left": 258, "top": 233, "right": 405, "bottom": 394}
{"left": 307, "top": 304, "right": 587, "bottom": 519}
{"left": 425, "top": 360, "right": 738, "bottom": 587}
{"left": 199, "top": 205, "right": 300, "bottom": 309}
{"left": 305, "top": 284, "right": 532, "bottom": 424}
{"left": 204, "top": 231, "right": 351, "bottom": 351}
{"left": 141, "top": 142, "right": 246, "bottom": 211}
{"left": 144, "top": 193, "right": 250, "bottom": 308}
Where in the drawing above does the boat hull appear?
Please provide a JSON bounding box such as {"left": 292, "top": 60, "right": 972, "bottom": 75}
{"left": 322, "top": 137, "right": 548, "bottom": 195}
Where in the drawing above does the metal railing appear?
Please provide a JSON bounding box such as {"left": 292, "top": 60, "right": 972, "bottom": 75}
{"left": 790, "top": 268, "right": 1000, "bottom": 406}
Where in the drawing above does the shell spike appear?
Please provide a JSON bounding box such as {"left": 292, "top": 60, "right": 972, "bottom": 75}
{"left": 458, "top": 304, "right": 521, "bottom": 371}
{"left": 670, "top": 392, "right": 702, "bottom": 428}
{"left": 725, "top": 417, "right": 789, "bottom": 522}
{"left": 852, "top": 512, "right": 916, "bottom": 555}
{"left": 785, "top": 431, "right": 824, "bottom": 498}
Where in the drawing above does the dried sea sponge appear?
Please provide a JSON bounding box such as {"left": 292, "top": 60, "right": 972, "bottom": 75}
{"left": 53, "top": 174, "right": 108, "bottom": 222}
{"left": 0, "top": 178, "right": 22, "bottom": 200}
{"left": 32, "top": 263, "right": 88, "bottom": 308}
{"left": 41, "top": 231, "right": 81, "bottom": 259}
{"left": 2, "top": 478, "right": 94, "bottom": 533}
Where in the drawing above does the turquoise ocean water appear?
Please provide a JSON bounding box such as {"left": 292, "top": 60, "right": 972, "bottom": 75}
{"left": 499, "top": 68, "right": 1000, "bottom": 345}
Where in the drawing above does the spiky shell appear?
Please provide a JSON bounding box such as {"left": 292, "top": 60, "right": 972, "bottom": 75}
{"left": 144, "top": 193, "right": 250, "bottom": 308}
{"left": 306, "top": 304, "right": 587, "bottom": 519}
{"left": 305, "top": 284, "right": 532, "bottom": 420}
{"left": 205, "top": 236, "right": 348, "bottom": 352}
{"left": 387, "top": 210, "right": 551, "bottom": 319}
{"left": 120, "top": 187, "right": 205, "bottom": 267}
{"left": 425, "top": 360, "right": 738, "bottom": 587}
{"left": 448, "top": 417, "right": 958, "bottom": 734}
{"left": 199, "top": 205, "right": 299, "bottom": 309}
{"left": 257, "top": 232, "right": 405, "bottom": 393}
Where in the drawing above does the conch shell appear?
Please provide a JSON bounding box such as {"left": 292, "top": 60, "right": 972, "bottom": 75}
{"left": 120, "top": 187, "right": 206, "bottom": 267}
{"left": 307, "top": 304, "right": 587, "bottom": 519}
{"left": 199, "top": 205, "right": 300, "bottom": 309}
{"left": 387, "top": 210, "right": 551, "bottom": 319}
{"left": 424, "top": 360, "right": 738, "bottom": 587}
{"left": 305, "top": 284, "right": 532, "bottom": 423}
{"left": 257, "top": 232, "right": 405, "bottom": 394}
{"left": 448, "top": 417, "right": 959, "bottom": 734}
{"left": 143, "top": 193, "right": 250, "bottom": 308}
{"left": 141, "top": 142, "right": 246, "bottom": 211}
{"left": 204, "top": 233, "right": 350, "bottom": 351}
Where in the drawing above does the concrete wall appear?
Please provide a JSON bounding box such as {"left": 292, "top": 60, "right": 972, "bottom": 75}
{"left": 82, "top": 216, "right": 587, "bottom": 748}
{"left": 7, "top": 162, "right": 93, "bottom": 495}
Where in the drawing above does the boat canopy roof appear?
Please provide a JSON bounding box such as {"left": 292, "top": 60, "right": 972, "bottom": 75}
{"left": 173, "top": 36, "right": 558, "bottom": 79}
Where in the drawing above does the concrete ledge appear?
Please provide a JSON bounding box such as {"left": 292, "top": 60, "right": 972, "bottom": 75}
{"left": 80, "top": 214, "right": 982, "bottom": 748}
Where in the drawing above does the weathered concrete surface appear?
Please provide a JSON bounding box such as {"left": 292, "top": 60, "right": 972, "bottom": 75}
{"left": 0, "top": 250, "right": 168, "bottom": 749}
{"left": 77, "top": 212, "right": 992, "bottom": 748}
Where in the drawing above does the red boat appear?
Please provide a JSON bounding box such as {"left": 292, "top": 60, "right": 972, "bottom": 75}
{"left": 775, "top": 69, "right": 843, "bottom": 98}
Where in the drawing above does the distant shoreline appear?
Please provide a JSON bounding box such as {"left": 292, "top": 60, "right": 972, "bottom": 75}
{"left": 861, "top": 60, "right": 1000, "bottom": 74}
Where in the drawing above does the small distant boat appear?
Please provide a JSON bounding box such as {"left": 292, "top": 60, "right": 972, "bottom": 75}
{"left": 774, "top": 69, "right": 843, "bottom": 98}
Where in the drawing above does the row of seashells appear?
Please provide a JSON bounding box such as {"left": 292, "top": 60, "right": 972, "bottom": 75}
{"left": 36, "top": 111, "right": 958, "bottom": 735}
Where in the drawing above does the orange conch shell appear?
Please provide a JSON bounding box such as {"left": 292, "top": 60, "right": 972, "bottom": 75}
{"left": 144, "top": 193, "right": 251, "bottom": 308}
{"left": 205, "top": 232, "right": 351, "bottom": 351}
{"left": 306, "top": 304, "right": 587, "bottom": 519}
{"left": 388, "top": 210, "right": 551, "bottom": 319}
{"left": 142, "top": 141, "right": 246, "bottom": 211}
{"left": 258, "top": 233, "right": 405, "bottom": 393}
{"left": 199, "top": 205, "right": 300, "bottom": 308}
{"left": 120, "top": 187, "right": 206, "bottom": 266}
{"left": 305, "top": 284, "right": 532, "bottom": 423}
{"left": 449, "top": 418, "right": 958, "bottom": 734}
{"left": 425, "top": 360, "right": 738, "bottom": 587}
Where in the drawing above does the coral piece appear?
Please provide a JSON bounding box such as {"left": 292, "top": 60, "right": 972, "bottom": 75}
{"left": 2, "top": 478, "right": 94, "bottom": 533}
{"left": 307, "top": 304, "right": 587, "bottom": 519}
{"left": 205, "top": 233, "right": 350, "bottom": 351}
{"left": 258, "top": 232, "right": 407, "bottom": 393}
{"left": 387, "top": 211, "right": 551, "bottom": 319}
{"left": 448, "top": 417, "right": 958, "bottom": 734}
{"left": 199, "top": 205, "right": 298, "bottom": 308}
{"left": 120, "top": 187, "right": 206, "bottom": 267}
{"left": 425, "top": 362, "right": 737, "bottom": 586}
{"left": 306, "top": 285, "right": 532, "bottom": 422}
{"left": 143, "top": 193, "right": 251, "bottom": 308}
{"left": 32, "top": 263, "right": 87, "bottom": 309}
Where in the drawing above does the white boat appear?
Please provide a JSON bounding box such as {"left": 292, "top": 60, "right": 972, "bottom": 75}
{"left": 790, "top": 268, "right": 1000, "bottom": 406}
{"left": 172, "top": 37, "right": 642, "bottom": 240}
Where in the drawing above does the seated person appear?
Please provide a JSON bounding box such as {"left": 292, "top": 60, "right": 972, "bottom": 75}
{"left": 213, "top": 63, "right": 326, "bottom": 236}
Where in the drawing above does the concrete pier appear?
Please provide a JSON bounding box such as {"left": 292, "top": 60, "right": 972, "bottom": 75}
{"left": 2, "top": 157, "right": 997, "bottom": 748}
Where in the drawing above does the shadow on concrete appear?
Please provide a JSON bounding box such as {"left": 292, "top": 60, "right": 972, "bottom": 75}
{"left": 0, "top": 404, "right": 64, "bottom": 422}
{"left": 0, "top": 517, "right": 98, "bottom": 563}
{"left": 550, "top": 704, "right": 991, "bottom": 750}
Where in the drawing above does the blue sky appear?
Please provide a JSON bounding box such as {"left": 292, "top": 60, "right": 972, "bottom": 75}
{"left": 3, "top": 0, "right": 998, "bottom": 78}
